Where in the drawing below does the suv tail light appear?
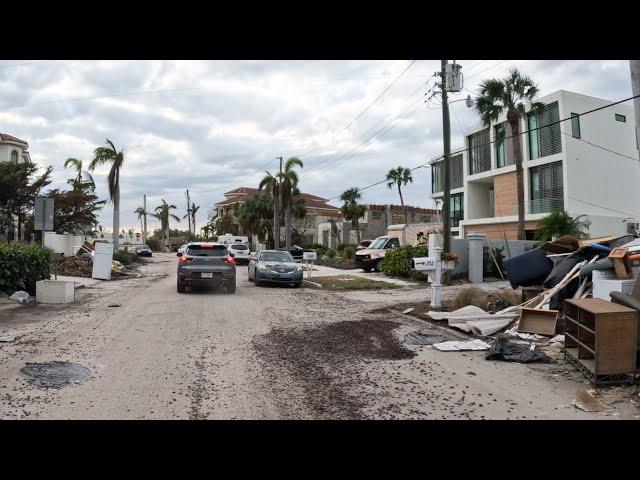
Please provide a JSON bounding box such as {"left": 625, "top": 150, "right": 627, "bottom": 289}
{"left": 223, "top": 256, "right": 236, "bottom": 264}
{"left": 179, "top": 256, "right": 193, "bottom": 263}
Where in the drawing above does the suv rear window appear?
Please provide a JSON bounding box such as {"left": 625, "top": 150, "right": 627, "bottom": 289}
{"left": 230, "top": 244, "right": 248, "bottom": 250}
{"left": 186, "top": 245, "right": 228, "bottom": 257}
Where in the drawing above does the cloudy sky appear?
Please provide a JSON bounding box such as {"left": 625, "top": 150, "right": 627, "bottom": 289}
{"left": 0, "top": 59, "right": 634, "bottom": 234}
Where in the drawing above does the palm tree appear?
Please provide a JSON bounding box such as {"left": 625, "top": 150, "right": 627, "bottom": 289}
{"left": 475, "top": 68, "right": 545, "bottom": 240}
{"left": 190, "top": 204, "right": 200, "bottom": 235}
{"left": 202, "top": 223, "right": 211, "bottom": 240}
{"left": 155, "top": 199, "right": 180, "bottom": 251}
{"left": 64, "top": 157, "right": 95, "bottom": 191}
{"left": 134, "top": 205, "right": 149, "bottom": 242}
{"left": 340, "top": 187, "right": 366, "bottom": 243}
{"left": 238, "top": 193, "right": 273, "bottom": 242}
{"left": 386, "top": 166, "right": 413, "bottom": 224}
{"left": 535, "top": 211, "right": 591, "bottom": 241}
{"left": 278, "top": 157, "right": 304, "bottom": 249}
{"left": 88, "top": 139, "right": 124, "bottom": 250}
{"left": 259, "top": 171, "right": 280, "bottom": 248}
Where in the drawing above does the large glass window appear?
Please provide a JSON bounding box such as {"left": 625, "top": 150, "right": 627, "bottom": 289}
{"left": 495, "top": 124, "right": 506, "bottom": 168}
{"left": 450, "top": 193, "right": 464, "bottom": 227}
{"left": 468, "top": 128, "right": 491, "bottom": 174}
{"left": 431, "top": 154, "right": 463, "bottom": 193}
{"left": 488, "top": 186, "right": 495, "bottom": 217}
{"left": 571, "top": 113, "right": 581, "bottom": 139}
{"left": 528, "top": 101, "right": 561, "bottom": 160}
{"left": 529, "top": 161, "right": 564, "bottom": 214}
{"left": 10, "top": 150, "right": 19, "bottom": 164}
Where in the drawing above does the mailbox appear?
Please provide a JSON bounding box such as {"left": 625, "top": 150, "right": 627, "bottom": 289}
{"left": 411, "top": 257, "right": 435, "bottom": 271}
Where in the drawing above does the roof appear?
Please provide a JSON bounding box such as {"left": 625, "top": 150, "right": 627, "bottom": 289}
{"left": 216, "top": 187, "right": 340, "bottom": 213}
{"left": 0, "top": 133, "right": 29, "bottom": 147}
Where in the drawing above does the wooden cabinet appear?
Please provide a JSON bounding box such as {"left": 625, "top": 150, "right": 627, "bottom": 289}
{"left": 564, "top": 298, "right": 637, "bottom": 386}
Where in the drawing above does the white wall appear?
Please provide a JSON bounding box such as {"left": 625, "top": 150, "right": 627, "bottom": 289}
{"left": 0, "top": 143, "right": 25, "bottom": 163}
{"left": 44, "top": 232, "right": 85, "bottom": 257}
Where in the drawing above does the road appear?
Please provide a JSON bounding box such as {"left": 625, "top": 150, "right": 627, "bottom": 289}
{"left": 0, "top": 253, "right": 638, "bottom": 419}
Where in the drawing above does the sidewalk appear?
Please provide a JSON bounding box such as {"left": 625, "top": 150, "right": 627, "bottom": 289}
{"left": 307, "top": 264, "right": 422, "bottom": 287}
{"left": 54, "top": 275, "right": 102, "bottom": 289}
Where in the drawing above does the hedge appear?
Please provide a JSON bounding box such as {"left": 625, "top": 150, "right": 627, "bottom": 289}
{"left": 379, "top": 245, "right": 428, "bottom": 281}
{"left": 0, "top": 243, "right": 51, "bottom": 294}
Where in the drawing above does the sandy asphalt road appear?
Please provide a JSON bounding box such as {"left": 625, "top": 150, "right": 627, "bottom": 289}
{"left": 0, "top": 253, "right": 638, "bottom": 420}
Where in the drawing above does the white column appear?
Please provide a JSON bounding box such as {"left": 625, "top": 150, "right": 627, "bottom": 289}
{"left": 467, "top": 232, "right": 486, "bottom": 283}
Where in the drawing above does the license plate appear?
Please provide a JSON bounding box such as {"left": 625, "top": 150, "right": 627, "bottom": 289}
{"left": 201, "top": 272, "right": 213, "bottom": 278}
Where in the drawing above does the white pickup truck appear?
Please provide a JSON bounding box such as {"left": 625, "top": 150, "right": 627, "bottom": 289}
{"left": 353, "top": 236, "right": 401, "bottom": 272}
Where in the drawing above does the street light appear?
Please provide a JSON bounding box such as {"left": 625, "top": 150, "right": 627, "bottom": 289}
{"left": 449, "top": 94, "right": 474, "bottom": 108}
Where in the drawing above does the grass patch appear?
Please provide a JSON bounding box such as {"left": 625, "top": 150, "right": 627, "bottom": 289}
{"left": 309, "top": 275, "right": 399, "bottom": 291}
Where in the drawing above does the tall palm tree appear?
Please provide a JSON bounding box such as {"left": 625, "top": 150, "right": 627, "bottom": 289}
{"left": 64, "top": 157, "right": 95, "bottom": 191}
{"left": 386, "top": 166, "right": 413, "bottom": 224}
{"left": 155, "top": 199, "right": 180, "bottom": 252}
{"left": 475, "top": 68, "right": 545, "bottom": 240}
{"left": 134, "top": 205, "right": 148, "bottom": 242}
{"left": 340, "top": 187, "right": 366, "bottom": 243}
{"left": 202, "top": 223, "right": 211, "bottom": 240}
{"left": 259, "top": 171, "right": 280, "bottom": 248}
{"left": 278, "top": 157, "right": 304, "bottom": 249}
{"left": 88, "top": 139, "right": 124, "bottom": 250}
{"left": 190, "top": 204, "right": 200, "bottom": 235}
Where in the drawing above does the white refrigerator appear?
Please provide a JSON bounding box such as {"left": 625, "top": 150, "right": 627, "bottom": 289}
{"left": 92, "top": 242, "right": 114, "bottom": 280}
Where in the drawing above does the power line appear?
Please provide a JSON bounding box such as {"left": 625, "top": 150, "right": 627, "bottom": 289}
{"left": 0, "top": 62, "right": 41, "bottom": 69}
{"left": 561, "top": 131, "right": 640, "bottom": 163}
{"left": 569, "top": 196, "right": 640, "bottom": 219}
{"left": 185, "top": 157, "right": 279, "bottom": 195}
{"left": 465, "top": 60, "right": 510, "bottom": 80}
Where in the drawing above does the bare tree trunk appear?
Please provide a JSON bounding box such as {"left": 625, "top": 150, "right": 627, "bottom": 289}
{"left": 509, "top": 116, "right": 526, "bottom": 240}
{"left": 113, "top": 185, "right": 120, "bottom": 251}
{"left": 398, "top": 184, "right": 408, "bottom": 224}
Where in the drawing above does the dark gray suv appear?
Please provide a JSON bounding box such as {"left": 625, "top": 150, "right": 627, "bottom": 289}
{"left": 177, "top": 243, "right": 236, "bottom": 293}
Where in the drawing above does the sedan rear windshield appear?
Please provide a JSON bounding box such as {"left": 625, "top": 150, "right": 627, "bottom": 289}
{"left": 260, "top": 252, "right": 294, "bottom": 262}
{"left": 230, "top": 244, "right": 248, "bottom": 250}
{"left": 187, "top": 245, "right": 228, "bottom": 257}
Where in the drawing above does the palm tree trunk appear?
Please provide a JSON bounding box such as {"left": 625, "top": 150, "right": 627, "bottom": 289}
{"left": 398, "top": 184, "right": 407, "bottom": 224}
{"left": 354, "top": 220, "right": 361, "bottom": 243}
{"left": 273, "top": 186, "right": 280, "bottom": 249}
{"left": 192, "top": 214, "right": 196, "bottom": 238}
{"left": 143, "top": 213, "right": 147, "bottom": 243}
{"left": 509, "top": 116, "right": 526, "bottom": 240}
{"left": 113, "top": 186, "right": 120, "bottom": 251}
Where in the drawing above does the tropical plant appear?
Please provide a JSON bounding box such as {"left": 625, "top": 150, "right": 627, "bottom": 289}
{"left": 134, "top": 205, "right": 148, "bottom": 242}
{"left": 278, "top": 157, "right": 304, "bottom": 249}
{"left": 201, "top": 223, "right": 212, "bottom": 240}
{"left": 154, "top": 199, "right": 180, "bottom": 251}
{"left": 474, "top": 68, "right": 545, "bottom": 240}
{"left": 238, "top": 193, "right": 273, "bottom": 242}
{"left": 45, "top": 187, "right": 106, "bottom": 234}
{"left": 213, "top": 214, "right": 236, "bottom": 236}
{"left": 534, "top": 211, "right": 591, "bottom": 241}
{"left": 340, "top": 187, "right": 366, "bottom": 243}
{"left": 190, "top": 204, "right": 200, "bottom": 235}
{"left": 259, "top": 171, "right": 280, "bottom": 248}
{"left": 386, "top": 166, "right": 413, "bottom": 224}
{"left": 88, "top": 139, "right": 124, "bottom": 250}
{"left": 64, "top": 157, "right": 95, "bottom": 191}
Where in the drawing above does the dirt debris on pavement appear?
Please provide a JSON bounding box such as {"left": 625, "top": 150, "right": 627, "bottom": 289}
{"left": 20, "top": 361, "right": 91, "bottom": 388}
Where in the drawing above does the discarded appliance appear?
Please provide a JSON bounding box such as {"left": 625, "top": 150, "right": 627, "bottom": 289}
{"left": 592, "top": 268, "right": 638, "bottom": 301}
{"left": 92, "top": 241, "right": 114, "bottom": 280}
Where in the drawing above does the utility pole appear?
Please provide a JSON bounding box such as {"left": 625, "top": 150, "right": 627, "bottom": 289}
{"left": 143, "top": 194, "right": 148, "bottom": 242}
{"left": 440, "top": 60, "right": 452, "bottom": 256}
{"left": 630, "top": 60, "right": 640, "bottom": 156}
{"left": 185, "top": 189, "right": 192, "bottom": 235}
{"left": 275, "top": 156, "right": 283, "bottom": 249}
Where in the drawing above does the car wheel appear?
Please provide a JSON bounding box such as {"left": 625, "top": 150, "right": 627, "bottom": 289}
{"left": 294, "top": 282, "right": 302, "bottom": 288}
{"left": 227, "top": 283, "right": 236, "bottom": 294}
{"left": 177, "top": 279, "right": 185, "bottom": 293}
{"left": 362, "top": 266, "right": 372, "bottom": 272}
{"left": 255, "top": 275, "right": 262, "bottom": 287}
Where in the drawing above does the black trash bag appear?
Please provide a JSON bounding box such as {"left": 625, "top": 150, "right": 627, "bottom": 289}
{"left": 504, "top": 248, "right": 554, "bottom": 289}
{"left": 485, "top": 337, "right": 554, "bottom": 364}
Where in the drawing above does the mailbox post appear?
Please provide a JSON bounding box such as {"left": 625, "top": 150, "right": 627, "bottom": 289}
{"left": 411, "top": 247, "right": 455, "bottom": 309}
{"left": 303, "top": 251, "right": 317, "bottom": 280}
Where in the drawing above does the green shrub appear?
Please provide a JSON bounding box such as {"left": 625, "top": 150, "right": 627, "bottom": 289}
{"left": 379, "top": 245, "right": 428, "bottom": 279}
{"left": 113, "top": 251, "right": 138, "bottom": 266}
{"left": 342, "top": 245, "right": 356, "bottom": 260}
{"left": 0, "top": 243, "right": 51, "bottom": 294}
{"left": 326, "top": 248, "right": 337, "bottom": 259}
{"left": 146, "top": 238, "right": 162, "bottom": 251}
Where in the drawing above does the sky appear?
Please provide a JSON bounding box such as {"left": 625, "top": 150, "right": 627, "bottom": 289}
{"left": 0, "top": 59, "right": 634, "bottom": 234}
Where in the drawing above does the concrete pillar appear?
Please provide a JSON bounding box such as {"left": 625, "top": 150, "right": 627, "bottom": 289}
{"left": 467, "top": 232, "right": 485, "bottom": 284}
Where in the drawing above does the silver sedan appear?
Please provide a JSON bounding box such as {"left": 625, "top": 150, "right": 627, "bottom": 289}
{"left": 248, "top": 250, "right": 303, "bottom": 288}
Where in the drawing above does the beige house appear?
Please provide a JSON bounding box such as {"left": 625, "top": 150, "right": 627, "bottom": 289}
{"left": 1, "top": 133, "right": 32, "bottom": 242}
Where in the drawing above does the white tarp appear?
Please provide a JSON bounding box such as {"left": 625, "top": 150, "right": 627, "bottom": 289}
{"left": 427, "top": 305, "right": 518, "bottom": 336}
{"left": 433, "top": 339, "right": 491, "bottom": 351}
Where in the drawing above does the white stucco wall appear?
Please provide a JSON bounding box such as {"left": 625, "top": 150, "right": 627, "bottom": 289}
{"left": 44, "top": 232, "right": 85, "bottom": 257}
{"left": 0, "top": 143, "right": 26, "bottom": 164}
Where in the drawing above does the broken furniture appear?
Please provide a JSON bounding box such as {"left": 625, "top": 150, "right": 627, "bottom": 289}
{"left": 517, "top": 308, "right": 558, "bottom": 336}
{"left": 564, "top": 298, "right": 637, "bottom": 386}
{"left": 36, "top": 280, "right": 75, "bottom": 304}
{"left": 608, "top": 247, "right": 632, "bottom": 279}
{"left": 504, "top": 248, "right": 553, "bottom": 288}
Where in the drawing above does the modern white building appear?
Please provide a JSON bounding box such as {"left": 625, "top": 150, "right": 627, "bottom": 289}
{"left": 429, "top": 90, "right": 640, "bottom": 240}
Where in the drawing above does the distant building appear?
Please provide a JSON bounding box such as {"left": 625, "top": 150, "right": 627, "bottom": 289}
{"left": 1, "top": 132, "right": 32, "bottom": 242}
{"left": 429, "top": 90, "right": 640, "bottom": 240}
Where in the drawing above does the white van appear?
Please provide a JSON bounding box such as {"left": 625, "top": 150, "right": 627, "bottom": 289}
{"left": 216, "top": 234, "right": 249, "bottom": 247}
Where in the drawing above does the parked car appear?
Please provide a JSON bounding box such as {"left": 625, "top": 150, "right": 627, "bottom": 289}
{"left": 356, "top": 240, "right": 373, "bottom": 251}
{"left": 135, "top": 245, "right": 152, "bottom": 257}
{"left": 176, "top": 243, "right": 236, "bottom": 293}
{"left": 248, "top": 250, "right": 303, "bottom": 287}
{"left": 228, "top": 243, "right": 251, "bottom": 264}
{"left": 278, "top": 245, "right": 315, "bottom": 262}
{"left": 354, "top": 235, "right": 401, "bottom": 272}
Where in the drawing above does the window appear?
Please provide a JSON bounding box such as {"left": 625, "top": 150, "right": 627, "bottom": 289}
{"left": 431, "top": 154, "right": 463, "bottom": 193}
{"left": 10, "top": 150, "right": 19, "bottom": 164}
{"left": 431, "top": 162, "right": 443, "bottom": 193}
{"left": 495, "top": 123, "right": 506, "bottom": 168}
{"left": 468, "top": 129, "right": 491, "bottom": 174}
{"left": 488, "top": 186, "right": 495, "bottom": 217}
{"left": 385, "top": 238, "right": 400, "bottom": 249}
{"left": 528, "top": 101, "right": 561, "bottom": 160}
{"left": 529, "top": 161, "right": 564, "bottom": 214}
{"left": 570, "top": 113, "right": 581, "bottom": 139}
{"left": 450, "top": 193, "right": 464, "bottom": 227}
{"left": 615, "top": 114, "right": 626, "bottom": 123}
{"left": 371, "top": 211, "right": 382, "bottom": 219}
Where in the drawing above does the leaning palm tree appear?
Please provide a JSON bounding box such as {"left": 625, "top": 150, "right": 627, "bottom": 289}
{"left": 190, "top": 204, "right": 200, "bottom": 236}
{"left": 278, "top": 157, "right": 304, "bottom": 249}
{"left": 340, "top": 187, "right": 367, "bottom": 243}
{"left": 386, "top": 166, "right": 413, "bottom": 224}
{"left": 155, "top": 199, "right": 180, "bottom": 251}
{"left": 64, "top": 157, "right": 95, "bottom": 191}
{"left": 475, "top": 68, "right": 545, "bottom": 240}
{"left": 259, "top": 171, "right": 280, "bottom": 248}
{"left": 88, "top": 139, "right": 124, "bottom": 250}
{"left": 134, "top": 205, "right": 149, "bottom": 242}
